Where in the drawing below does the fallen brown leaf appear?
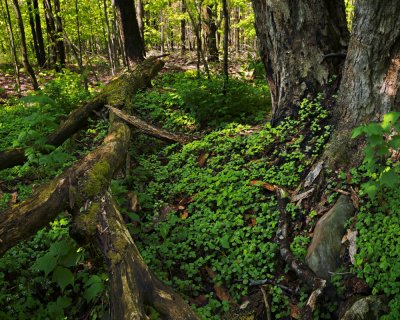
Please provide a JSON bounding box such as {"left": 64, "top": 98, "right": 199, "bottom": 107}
{"left": 180, "top": 210, "right": 189, "bottom": 219}
{"left": 250, "top": 180, "right": 276, "bottom": 192}
{"left": 290, "top": 303, "right": 301, "bottom": 319}
{"left": 198, "top": 151, "right": 209, "bottom": 168}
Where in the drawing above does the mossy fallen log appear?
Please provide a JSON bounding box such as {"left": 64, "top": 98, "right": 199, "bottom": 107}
{"left": 0, "top": 58, "right": 200, "bottom": 319}
{"left": 0, "top": 57, "right": 164, "bottom": 171}
{"left": 0, "top": 121, "right": 131, "bottom": 256}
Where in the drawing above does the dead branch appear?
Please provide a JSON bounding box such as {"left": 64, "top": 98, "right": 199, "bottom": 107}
{"left": 0, "top": 57, "right": 165, "bottom": 171}
{"left": 91, "top": 193, "right": 199, "bottom": 319}
{"left": 108, "top": 106, "right": 194, "bottom": 144}
{"left": 275, "top": 188, "right": 327, "bottom": 320}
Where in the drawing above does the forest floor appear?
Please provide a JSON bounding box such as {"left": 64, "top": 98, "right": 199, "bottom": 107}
{"left": 0, "top": 57, "right": 398, "bottom": 319}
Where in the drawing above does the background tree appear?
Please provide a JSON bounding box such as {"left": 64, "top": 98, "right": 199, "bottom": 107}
{"left": 114, "top": 0, "right": 145, "bottom": 66}
{"left": 11, "top": 0, "right": 38, "bottom": 90}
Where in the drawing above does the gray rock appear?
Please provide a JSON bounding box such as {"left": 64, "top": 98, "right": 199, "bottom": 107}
{"left": 340, "top": 295, "right": 388, "bottom": 320}
{"left": 306, "top": 195, "right": 354, "bottom": 279}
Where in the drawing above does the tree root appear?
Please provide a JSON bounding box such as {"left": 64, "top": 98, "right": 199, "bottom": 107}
{"left": 275, "top": 188, "right": 326, "bottom": 320}
{"left": 108, "top": 106, "right": 195, "bottom": 144}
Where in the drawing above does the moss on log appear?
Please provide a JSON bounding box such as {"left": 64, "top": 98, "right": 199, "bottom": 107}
{"left": 0, "top": 58, "right": 200, "bottom": 319}
{"left": 0, "top": 57, "right": 165, "bottom": 171}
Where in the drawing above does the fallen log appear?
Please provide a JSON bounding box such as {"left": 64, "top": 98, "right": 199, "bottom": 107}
{"left": 0, "top": 121, "right": 131, "bottom": 256}
{"left": 90, "top": 192, "right": 199, "bottom": 319}
{"left": 108, "top": 105, "right": 194, "bottom": 144}
{"left": 0, "top": 57, "right": 164, "bottom": 171}
{"left": 275, "top": 188, "right": 326, "bottom": 320}
{"left": 0, "top": 59, "right": 200, "bottom": 319}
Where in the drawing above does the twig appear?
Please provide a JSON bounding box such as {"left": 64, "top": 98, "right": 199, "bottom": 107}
{"left": 249, "top": 278, "right": 294, "bottom": 294}
{"left": 260, "top": 286, "right": 272, "bottom": 320}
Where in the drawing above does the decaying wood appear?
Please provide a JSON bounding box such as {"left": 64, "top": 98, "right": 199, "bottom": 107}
{"left": 275, "top": 188, "right": 326, "bottom": 320}
{"left": 0, "top": 122, "right": 131, "bottom": 256}
{"left": 92, "top": 193, "right": 199, "bottom": 319}
{"left": 108, "top": 105, "right": 194, "bottom": 144}
{"left": 0, "top": 58, "right": 200, "bottom": 319}
{"left": 0, "top": 57, "right": 165, "bottom": 171}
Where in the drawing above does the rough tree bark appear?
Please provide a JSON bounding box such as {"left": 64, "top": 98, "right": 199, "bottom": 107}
{"left": 252, "top": 0, "right": 400, "bottom": 317}
{"left": 0, "top": 58, "right": 200, "bottom": 320}
{"left": 252, "top": 0, "right": 349, "bottom": 123}
{"left": 326, "top": 0, "right": 400, "bottom": 168}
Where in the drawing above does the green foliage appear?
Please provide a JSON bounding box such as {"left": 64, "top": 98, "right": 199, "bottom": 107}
{"left": 351, "top": 112, "right": 400, "bottom": 319}
{"left": 352, "top": 112, "right": 400, "bottom": 199}
{"left": 124, "top": 95, "right": 331, "bottom": 318}
{"left": 133, "top": 71, "right": 271, "bottom": 130}
{"left": 290, "top": 235, "right": 311, "bottom": 260}
{"left": 0, "top": 218, "right": 107, "bottom": 319}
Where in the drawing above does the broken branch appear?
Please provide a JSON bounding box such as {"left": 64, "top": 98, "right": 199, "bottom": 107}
{"left": 108, "top": 106, "right": 195, "bottom": 144}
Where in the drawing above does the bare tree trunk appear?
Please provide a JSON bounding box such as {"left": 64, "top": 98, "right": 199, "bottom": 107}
{"left": 181, "top": 0, "right": 186, "bottom": 54}
{"left": 114, "top": 0, "right": 145, "bottom": 67}
{"left": 136, "top": 0, "right": 144, "bottom": 40}
{"left": 222, "top": 0, "right": 229, "bottom": 90}
{"left": 204, "top": 4, "right": 218, "bottom": 62}
{"left": 27, "top": 0, "right": 41, "bottom": 66}
{"left": 1, "top": 0, "right": 20, "bottom": 92}
{"left": 53, "top": 0, "right": 65, "bottom": 67}
{"left": 102, "top": 0, "right": 115, "bottom": 74}
{"left": 33, "top": 0, "right": 46, "bottom": 67}
{"left": 252, "top": 0, "right": 349, "bottom": 123}
{"left": 234, "top": 6, "right": 240, "bottom": 55}
{"left": 11, "top": 0, "right": 39, "bottom": 90}
{"left": 43, "top": 0, "right": 57, "bottom": 66}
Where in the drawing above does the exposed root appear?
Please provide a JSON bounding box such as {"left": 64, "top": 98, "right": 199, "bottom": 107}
{"left": 275, "top": 188, "right": 327, "bottom": 320}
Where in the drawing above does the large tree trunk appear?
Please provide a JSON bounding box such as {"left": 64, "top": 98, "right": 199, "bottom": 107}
{"left": 114, "top": 0, "right": 145, "bottom": 67}
{"left": 323, "top": 0, "right": 400, "bottom": 169}
{"left": 252, "top": 0, "right": 349, "bottom": 123}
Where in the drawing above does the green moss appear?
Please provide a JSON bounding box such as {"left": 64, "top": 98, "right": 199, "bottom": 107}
{"left": 108, "top": 250, "right": 122, "bottom": 265}
{"left": 84, "top": 160, "right": 111, "bottom": 197}
{"left": 75, "top": 202, "right": 100, "bottom": 236}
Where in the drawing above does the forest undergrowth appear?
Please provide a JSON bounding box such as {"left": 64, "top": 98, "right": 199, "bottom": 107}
{"left": 0, "top": 67, "right": 400, "bottom": 319}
